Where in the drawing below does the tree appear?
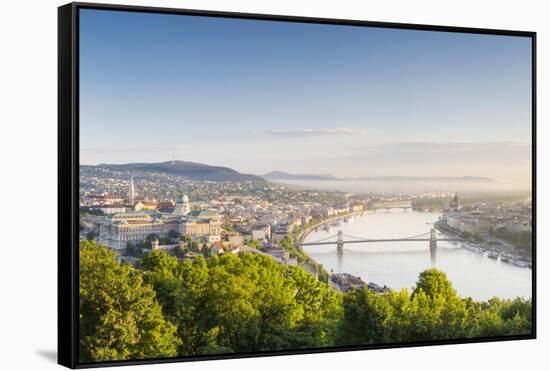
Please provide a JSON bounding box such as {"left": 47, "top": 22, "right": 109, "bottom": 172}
{"left": 287, "top": 266, "right": 342, "bottom": 347}
{"left": 142, "top": 252, "right": 212, "bottom": 355}
{"left": 247, "top": 239, "right": 261, "bottom": 250}
{"left": 201, "top": 253, "right": 303, "bottom": 352}
{"left": 168, "top": 230, "right": 180, "bottom": 239}
{"left": 79, "top": 241, "right": 180, "bottom": 362}
{"left": 339, "top": 269, "right": 531, "bottom": 345}
{"left": 174, "top": 243, "right": 188, "bottom": 258}
{"left": 140, "top": 251, "right": 343, "bottom": 355}
{"left": 188, "top": 241, "right": 200, "bottom": 252}
{"left": 80, "top": 245, "right": 532, "bottom": 360}
{"left": 412, "top": 269, "right": 457, "bottom": 300}
{"left": 339, "top": 286, "right": 395, "bottom": 345}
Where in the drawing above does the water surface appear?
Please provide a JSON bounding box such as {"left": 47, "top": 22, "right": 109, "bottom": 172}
{"left": 303, "top": 210, "right": 531, "bottom": 300}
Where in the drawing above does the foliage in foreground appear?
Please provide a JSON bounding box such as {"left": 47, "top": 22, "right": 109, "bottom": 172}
{"left": 340, "top": 269, "right": 532, "bottom": 345}
{"left": 79, "top": 241, "right": 532, "bottom": 362}
{"left": 140, "top": 247, "right": 342, "bottom": 355}
{"left": 79, "top": 241, "right": 180, "bottom": 362}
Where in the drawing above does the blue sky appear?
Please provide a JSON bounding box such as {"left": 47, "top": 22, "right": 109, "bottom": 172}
{"left": 79, "top": 9, "right": 532, "bottom": 184}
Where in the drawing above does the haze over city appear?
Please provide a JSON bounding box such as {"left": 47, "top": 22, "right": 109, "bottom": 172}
{"left": 79, "top": 9, "right": 532, "bottom": 187}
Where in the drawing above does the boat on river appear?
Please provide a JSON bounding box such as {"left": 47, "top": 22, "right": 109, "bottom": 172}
{"left": 512, "top": 260, "right": 531, "bottom": 269}
{"left": 488, "top": 251, "right": 499, "bottom": 260}
{"left": 463, "top": 243, "right": 484, "bottom": 254}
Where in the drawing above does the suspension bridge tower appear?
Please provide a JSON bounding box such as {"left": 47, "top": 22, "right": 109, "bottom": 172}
{"left": 429, "top": 227, "right": 437, "bottom": 265}
{"left": 336, "top": 230, "right": 344, "bottom": 255}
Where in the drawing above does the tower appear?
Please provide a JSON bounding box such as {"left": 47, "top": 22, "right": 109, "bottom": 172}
{"left": 336, "top": 230, "right": 344, "bottom": 255}
{"left": 173, "top": 192, "right": 190, "bottom": 215}
{"left": 429, "top": 227, "right": 437, "bottom": 265}
{"left": 128, "top": 176, "right": 136, "bottom": 205}
{"left": 449, "top": 192, "right": 461, "bottom": 211}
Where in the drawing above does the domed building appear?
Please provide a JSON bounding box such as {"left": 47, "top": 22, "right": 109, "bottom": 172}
{"left": 172, "top": 192, "right": 191, "bottom": 215}
{"left": 98, "top": 193, "right": 223, "bottom": 249}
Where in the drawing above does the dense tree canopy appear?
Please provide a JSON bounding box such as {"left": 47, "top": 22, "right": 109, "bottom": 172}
{"left": 140, "top": 250, "right": 342, "bottom": 355}
{"left": 79, "top": 242, "right": 532, "bottom": 362}
{"left": 79, "top": 241, "right": 180, "bottom": 362}
{"left": 340, "top": 269, "right": 531, "bottom": 345}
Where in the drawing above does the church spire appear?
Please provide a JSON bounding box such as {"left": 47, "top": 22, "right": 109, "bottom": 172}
{"left": 128, "top": 176, "right": 136, "bottom": 205}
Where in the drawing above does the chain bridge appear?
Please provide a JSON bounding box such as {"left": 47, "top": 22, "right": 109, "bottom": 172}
{"left": 301, "top": 228, "right": 464, "bottom": 262}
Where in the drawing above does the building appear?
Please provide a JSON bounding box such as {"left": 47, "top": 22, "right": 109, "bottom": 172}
{"left": 172, "top": 193, "right": 191, "bottom": 215}
{"left": 134, "top": 201, "right": 158, "bottom": 211}
{"left": 475, "top": 219, "right": 492, "bottom": 239}
{"left": 98, "top": 193, "right": 222, "bottom": 250}
{"left": 251, "top": 224, "right": 271, "bottom": 240}
{"left": 222, "top": 231, "right": 244, "bottom": 248}
{"left": 98, "top": 212, "right": 165, "bottom": 250}
{"left": 158, "top": 201, "right": 176, "bottom": 213}
{"left": 449, "top": 193, "right": 462, "bottom": 210}
{"left": 323, "top": 207, "right": 335, "bottom": 218}
{"left": 301, "top": 214, "right": 313, "bottom": 226}
{"left": 334, "top": 203, "right": 350, "bottom": 214}
{"left": 101, "top": 195, "right": 125, "bottom": 205}
{"left": 95, "top": 204, "right": 126, "bottom": 215}
{"left": 351, "top": 203, "right": 364, "bottom": 212}
{"left": 181, "top": 210, "right": 222, "bottom": 240}
{"left": 127, "top": 176, "right": 136, "bottom": 205}
{"left": 330, "top": 273, "right": 366, "bottom": 292}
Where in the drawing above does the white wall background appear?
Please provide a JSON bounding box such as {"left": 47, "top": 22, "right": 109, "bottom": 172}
{"left": 0, "top": 0, "right": 546, "bottom": 369}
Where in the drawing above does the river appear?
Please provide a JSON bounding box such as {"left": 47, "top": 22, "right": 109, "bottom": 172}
{"left": 302, "top": 210, "right": 532, "bottom": 301}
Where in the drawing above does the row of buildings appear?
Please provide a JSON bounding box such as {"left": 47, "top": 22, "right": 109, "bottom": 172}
{"left": 443, "top": 194, "right": 532, "bottom": 239}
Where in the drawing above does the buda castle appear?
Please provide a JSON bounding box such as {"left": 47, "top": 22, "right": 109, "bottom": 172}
{"left": 98, "top": 179, "right": 221, "bottom": 250}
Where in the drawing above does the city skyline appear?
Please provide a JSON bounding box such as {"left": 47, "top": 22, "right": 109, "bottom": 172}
{"left": 80, "top": 9, "right": 532, "bottom": 186}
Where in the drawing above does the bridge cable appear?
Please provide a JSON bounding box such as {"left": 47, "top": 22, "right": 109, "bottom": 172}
{"left": 340, "top": 231, "right": 431, "bottom": 242}
{"left": 306, "top": 234, "right": 339, "bottom": 244}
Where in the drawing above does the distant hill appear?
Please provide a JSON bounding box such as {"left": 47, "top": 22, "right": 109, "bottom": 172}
{"left": 90, "top": 161, "right": 264, "bottom": 182}
{"left": 262, "top": 171, "right": 343, "bottom": 182}
{"left": 262, "top": 171, "right": 496, "bottom": 183}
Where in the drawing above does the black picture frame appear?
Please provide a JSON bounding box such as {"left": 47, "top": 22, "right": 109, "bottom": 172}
{"left": 58, "top": 2, "right": 537, "bottom": 369}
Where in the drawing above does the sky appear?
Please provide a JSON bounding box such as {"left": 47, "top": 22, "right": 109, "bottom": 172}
{"left": 79, "top": 9, "right": 532, "bottom": 185}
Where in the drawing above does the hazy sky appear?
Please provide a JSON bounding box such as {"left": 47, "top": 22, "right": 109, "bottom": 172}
{"left": 79, "top": 9, "right": 532, "bottom": 185}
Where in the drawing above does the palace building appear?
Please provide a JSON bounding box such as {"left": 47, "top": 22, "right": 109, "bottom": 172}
{"left": 98, "top": 212, "right": 166, "bottom": 250}
{"left": 181, "top": 210, "right": 222, "bottom": 242}
{"left": 97, "top": 178, "right": 221, "bottom": 250}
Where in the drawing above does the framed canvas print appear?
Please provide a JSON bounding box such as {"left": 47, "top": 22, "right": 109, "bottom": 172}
{"left": 58, "top": 2, "right": 536, "bottom": 368}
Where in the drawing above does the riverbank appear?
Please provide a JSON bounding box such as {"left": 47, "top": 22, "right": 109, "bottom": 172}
{"left": 435, "top": 220, "right": 532, "bottom": 269}
{"left": 296, "top": 210, "right": 366, "bottom": 244}
{"left": 290, "top": 210, "right": 365, "bottom": 281}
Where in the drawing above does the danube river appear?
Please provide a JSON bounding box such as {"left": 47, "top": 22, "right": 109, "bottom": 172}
{"left": 302, "top": 210, "right": 531, "bottom": 301}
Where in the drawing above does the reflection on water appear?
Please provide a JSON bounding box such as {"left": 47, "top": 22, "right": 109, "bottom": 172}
{"left": 303, "top": 210, "right": 531, "bottom": 301}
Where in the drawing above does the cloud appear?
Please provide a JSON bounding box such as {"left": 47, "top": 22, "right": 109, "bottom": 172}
{"left": 264, "top": 127, "right": 368, "bottom": 138}
{"left": 360, "top": 141, "right": 530, "bottom": 154}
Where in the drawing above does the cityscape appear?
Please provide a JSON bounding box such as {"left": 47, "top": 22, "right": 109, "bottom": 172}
{"left": 77, "top": 7, "right": 533, "bottom": 363}
{"left": 80, "top": 162, "right": 532, "bottom": 292}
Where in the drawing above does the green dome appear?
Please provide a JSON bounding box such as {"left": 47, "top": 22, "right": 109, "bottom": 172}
{"left": 176, "top": 193, "right": 189, "bottom": 203}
